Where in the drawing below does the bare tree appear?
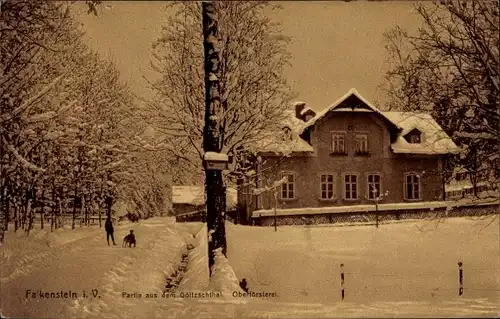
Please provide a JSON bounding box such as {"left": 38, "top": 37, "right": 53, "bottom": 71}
{"left": 383, "top": 0, "right": 499, "bottom": 195}
{"left": 147, "top": 1, "right": 294, "bottom": 183}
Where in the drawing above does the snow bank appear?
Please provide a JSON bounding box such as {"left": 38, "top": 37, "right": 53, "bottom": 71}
{"left": 1, "top": 226, "right": 105, "bottom": 284}
{"left": 208, "top": 248, "right": 245, "bottom": 295}
{"left": 177, "top": 225, "right": 210, "bottom": 291}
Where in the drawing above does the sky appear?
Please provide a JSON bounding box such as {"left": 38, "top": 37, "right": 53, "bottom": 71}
{"left": 73, "top": 1, "right": 422, "bottom": 112}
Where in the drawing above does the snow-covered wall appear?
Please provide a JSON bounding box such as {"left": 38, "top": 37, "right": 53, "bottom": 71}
{"left": 208, "top": 248, "right": 245, "bottom": 294}
{"left": 177, "top": 224, "right": 210, "bottom": 291}
{"left": 178, "top": 224, "right": 245, "bottom": 296}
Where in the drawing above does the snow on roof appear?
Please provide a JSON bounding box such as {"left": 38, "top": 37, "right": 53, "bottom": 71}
{"left": 445, "top": 180, "right": 473, "bottom": 192}
{"left": 172, "top": 186, "right": 204, "bottom": 205}
{"left": 283, "top": 109, "right": 305, "bottom": 131}
{"left": 172, "top": 186, "right": 238, "bottom": 208}
{"left": 384, "top": 112, "right": 461, "bottom": 155}
{"left": 445, "top": 180, "right": 493, "bottom": 192}
{"left": 300, "top": 106, "right": 314, "bottom": 116}
{"left": 251, "top": 90, "right": 459, "bottom": 156}
{"left": 299, "top": 88, "right": 402, "bottom": 134}
{"left": 252, "top": 133, "right": 314, "bottom": 155}
{"left": 293, "top": 88, "right": 459, "bottom": 155}
{"left": 250, "top": 109, "right": 314, "bottom": 155}
{"left": 252, "top": 201, "right": 457, "bottom": 218}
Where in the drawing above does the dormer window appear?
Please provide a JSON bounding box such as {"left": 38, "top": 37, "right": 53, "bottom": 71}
{"left": 404, "top": 129, "right": 422, "bottom": 144}
{"left": 282, "top": 126, "right": 292, "bottom": 141}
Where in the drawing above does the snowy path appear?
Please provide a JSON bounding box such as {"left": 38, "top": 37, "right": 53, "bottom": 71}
{"left": 1, "top": 217, "right": 499, "bottom": 318}
{"left": 0, "top": 219, "right": 200, "bottom": 318}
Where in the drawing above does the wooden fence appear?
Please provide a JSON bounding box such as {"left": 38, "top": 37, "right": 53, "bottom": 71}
{"left": 253, "top": 202, "right": 499, "bottom": 227}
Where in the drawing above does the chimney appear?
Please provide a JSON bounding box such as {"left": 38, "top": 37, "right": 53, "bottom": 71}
{"left": 294, "top": 102, "right": 307, "bottom": 119}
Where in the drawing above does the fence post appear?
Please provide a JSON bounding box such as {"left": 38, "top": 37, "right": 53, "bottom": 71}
{"left": 458, "top": 261, "right": 463, "bottom": 296}
{"left": 340, "top": 263, "right": 345, "bottom": 301}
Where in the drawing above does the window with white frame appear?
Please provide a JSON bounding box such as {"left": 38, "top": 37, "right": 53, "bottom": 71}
{"left": 331, "top": 132, "right": 346, "bottom": 154}
{"left": 344, "top": 174, "right": 358, "bottom": 200}
{"left": 280, "top": 172, "right": 295, "bottom": 200}
{"left": 404, "top": 173, "right": 421, "bottom": 200}
{"left": 355, "top": 133, "right": 369, "bottom": 154}
{"left": 367, "top": 174, "right": 381, "bottom": 200}
{"left": 320, "top": 174, "right": 335, "bottom": 200}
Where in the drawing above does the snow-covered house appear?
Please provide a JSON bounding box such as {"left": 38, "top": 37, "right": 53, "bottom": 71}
{"left": 238, "top": 88, "right": 461, "bottom": 224}
{"left": 172, "top": 186, "right": 238, "bottom": 216}
{"left": 445, "top": 166, "right": 498, "bottom": 200}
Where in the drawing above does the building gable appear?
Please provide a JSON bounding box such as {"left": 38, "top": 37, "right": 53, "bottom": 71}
{"left": 299, "top": 88, "right": 402, "bottom": 136}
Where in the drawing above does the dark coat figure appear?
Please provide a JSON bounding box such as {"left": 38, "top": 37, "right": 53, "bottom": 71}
{"left": 239, "top": 278, "right": 249, "bottom": 293}
{"left": 105, "top": 218, "right": 116, "bottom": 246}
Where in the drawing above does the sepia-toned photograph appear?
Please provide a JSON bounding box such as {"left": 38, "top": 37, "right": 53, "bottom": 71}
{"left": 0, "top": 0, "right": 499, "bottom": 318}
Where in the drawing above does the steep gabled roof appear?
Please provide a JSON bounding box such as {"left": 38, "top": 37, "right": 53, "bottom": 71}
{"left": 250, "top": 89, "right": 460, "bottom": 156}
{"left": 299, "top": 88, "right": 402, "bottom": 134}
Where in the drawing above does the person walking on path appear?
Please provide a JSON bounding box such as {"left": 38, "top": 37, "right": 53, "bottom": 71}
{"left": 105, "top": 217, "right": 117, "bottom": 246}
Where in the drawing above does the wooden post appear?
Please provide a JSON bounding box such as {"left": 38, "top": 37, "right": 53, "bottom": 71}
{"left": 273, "top": 189, "right": 277, "bottom": 232}
{"left": 458, "top": 261, "right": 463, "bottom": 296}
{"left": 375, "top": 201, "right": 379, "bottom": 228}
{"left": 340, "top": 263, "right": 345, "bottom": 301}
{"left": 202, "top": 1, "right": 227, "bottom": 272}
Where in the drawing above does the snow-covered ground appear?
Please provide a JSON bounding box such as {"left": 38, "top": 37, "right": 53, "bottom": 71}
{"left": 1, "top": 216, "right": 499, "bottom": 318}
{"left": 227, "top": 215, "right": 500, "bottom": 316}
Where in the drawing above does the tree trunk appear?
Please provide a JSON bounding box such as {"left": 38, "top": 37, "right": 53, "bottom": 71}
{"left": 0, "top": 182, "right": 4, "bottom": 244}
{"left": 50, "top": 186, "right": 56, "bottom": 232}
{"left": 205, "top": 171, "right": 227, "bottom": 265}
{"left": 98, "top": 199, "right": 102, "bottom": 228}
{"left": 87, "top": 194, "right": 92, "bottom": 226}
{"left": 40, "top": 189, "right": 45, "bottom": 230}
{"left": 5, "top": 190, "right": 10, "bottom": 231}
{"left": 26, "top": 199, "right": 33, "bottom": 235}
{"left": 202, "top": 1, "right": 227, "bottom": 272}
{"left": 81, "top": 196, "right": 86, "bottom": 227}
{"left": 21, "top": 195, "right": 28, "bottom": 231}
{"left": 14, "top": 203, "right": 18, "bottom": 232}
{"left": 273, "top": 190, "right": 277, "bottom": 232}
{"left": 58, "top": 201, "right": 63, "bottom": 229}
{"left": 72, "top": 186, "right": 77, "bottom": 230}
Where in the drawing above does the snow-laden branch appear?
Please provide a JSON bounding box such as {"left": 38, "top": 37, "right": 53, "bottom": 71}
{"left": 23, "top": 99, "right": 78, "bottom": 123}
{"left": 252, "top": 176, "right": 287, "bottom": 195}
{"left": 1, "top": 73, "right": 67, "bottom": 124}
{"left": 2, "top": 136, "right": 46, "bottom": 173}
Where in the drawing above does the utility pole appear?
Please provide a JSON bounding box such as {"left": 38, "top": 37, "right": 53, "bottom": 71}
{"left": 202, "top": 1, "right": 227, "bottom": 272}
{"left": 0, "top": 133, "right": 4, "bottom": 245}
